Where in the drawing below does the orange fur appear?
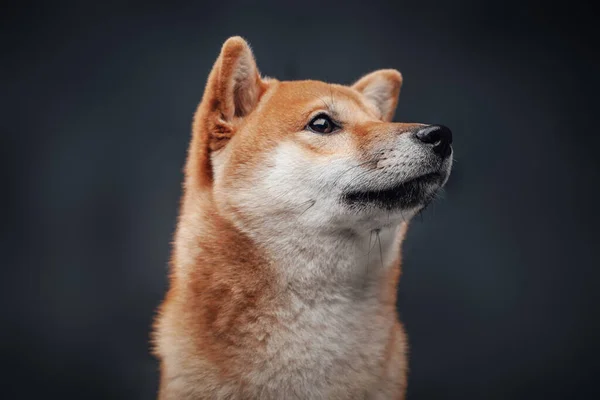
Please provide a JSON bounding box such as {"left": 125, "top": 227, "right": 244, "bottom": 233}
{"left": 153, "top": 36, "right": 444, "bottom": 399}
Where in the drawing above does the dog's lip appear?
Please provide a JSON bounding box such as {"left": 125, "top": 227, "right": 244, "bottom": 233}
{"left": 343, "top": 172, "right": 443, "bottom": 205}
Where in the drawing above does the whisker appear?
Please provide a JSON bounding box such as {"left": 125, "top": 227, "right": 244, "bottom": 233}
{"left": 376, "top": 229, "right": 384, "bottom": 269}
{"left": 366, "top": 229, "right": 373, "bottom": 279}
{"left": 317, "top": 96, "right": 333, "bottom": 113}
{"left": 331, "top": 159, "right": 378, "bottom": 187}
{"left": 297, "top": 199, "right": 316, "bottom": 217}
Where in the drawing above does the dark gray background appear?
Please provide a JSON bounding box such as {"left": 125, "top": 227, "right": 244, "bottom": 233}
{"left": 3, "top": 0, "right": 599, "bottom": 398}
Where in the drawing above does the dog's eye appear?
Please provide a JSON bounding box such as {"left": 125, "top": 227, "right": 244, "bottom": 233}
{"left": 307, "top": 114, "right": 337, "bottom": 134}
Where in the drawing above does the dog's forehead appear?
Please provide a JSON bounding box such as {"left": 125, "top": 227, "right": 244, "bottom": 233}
{"left": 268, "top": 80, "right": 376, "bottom": 117}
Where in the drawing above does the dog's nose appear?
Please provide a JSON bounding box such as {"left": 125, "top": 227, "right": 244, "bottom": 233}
{"left": 415, "top": 125, "right": 453, "bottom": 158}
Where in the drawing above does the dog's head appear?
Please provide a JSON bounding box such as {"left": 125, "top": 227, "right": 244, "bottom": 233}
{"left": 189, "top": 37, "right": 452, "bottom": 233}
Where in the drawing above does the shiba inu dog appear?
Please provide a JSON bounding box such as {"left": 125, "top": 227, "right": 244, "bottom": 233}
{"left": 153, "top": 36, "right": 453, "bottom": 399}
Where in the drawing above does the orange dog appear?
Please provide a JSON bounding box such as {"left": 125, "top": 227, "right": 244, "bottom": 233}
{"left": 153, "top": 36, "right": 453, "bottom": 399}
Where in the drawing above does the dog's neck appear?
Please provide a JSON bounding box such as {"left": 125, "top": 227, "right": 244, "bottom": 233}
{"left": 275, "top": 225, "right": 403, "bottom": 301}
{"left": 224, "top": 204, "right": 407, "bottom": 299}
{"left": 175, "top": 192, "right": 406, "bottom": 303}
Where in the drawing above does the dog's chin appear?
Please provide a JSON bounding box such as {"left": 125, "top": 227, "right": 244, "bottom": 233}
{"left": 342, "top": 172, "right": 446, "bottom": 211}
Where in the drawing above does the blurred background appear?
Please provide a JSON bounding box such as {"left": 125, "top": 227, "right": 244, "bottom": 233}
{"left": 3, "top": 0, "right": 599, "bottom": 398}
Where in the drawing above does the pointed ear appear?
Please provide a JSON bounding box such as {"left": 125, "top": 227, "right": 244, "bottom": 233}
{"left": 207, "top": 36, "right": 264, "bottom": 121}
{"left": 351, "top": 69, "right": 403, "bottom": 121}
{"left": 188, "top": 37, "right": 266, "bottom": 187}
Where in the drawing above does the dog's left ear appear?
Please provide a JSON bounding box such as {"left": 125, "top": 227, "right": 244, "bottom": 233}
{"left": 188, "top": 37, "right": 266, "bottom": 187}
{"left": 352, "top": 69, "right": 403, "bottom": 122}
{"left": 206, "top": 36, "right": 264, "bottom": 122}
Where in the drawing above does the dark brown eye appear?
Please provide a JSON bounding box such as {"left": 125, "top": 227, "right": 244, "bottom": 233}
{"left": 307, "top": 114, "right": 337, "bottom": 134}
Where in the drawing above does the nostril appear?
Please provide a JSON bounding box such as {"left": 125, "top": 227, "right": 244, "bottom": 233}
{"left": 415, "top": 126, "right": 440, "bottom": 144}
{"left": 415, "top": 125, "right": 453, "bottom": 157}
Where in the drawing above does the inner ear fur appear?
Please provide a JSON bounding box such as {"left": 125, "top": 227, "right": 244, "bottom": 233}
{"left": 188, "top": 36, "right": 266, "bottom": 187}
{"left": 352, "top": 69, "right": 403, "bottom": 122}
{"left": 211, "top": 37, "right": 264, "bottom": 121}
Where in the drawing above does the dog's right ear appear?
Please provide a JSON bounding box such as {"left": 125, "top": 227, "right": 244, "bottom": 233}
{"left": 352, "top": 69, "right": 402, "bottom": 122}
{"left": 189, "top": 37, "right": 266, "bottom": 186}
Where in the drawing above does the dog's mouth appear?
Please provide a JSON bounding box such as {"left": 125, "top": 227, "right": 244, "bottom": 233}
{"left": 342, "top": 172, "right": 444, "bottom": 209}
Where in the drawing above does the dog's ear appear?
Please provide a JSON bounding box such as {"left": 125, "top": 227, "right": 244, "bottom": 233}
{"left": 198, "top": 37, "right": 265, "bottom": 148}
{"left": 352, "top": 69, "right": 402, "bottom": 122}
{"left": 207, "top": 36, "right": 264, "bottom": 121}
{"left": 189, "top": 37, "right": 266, "bottom": 186}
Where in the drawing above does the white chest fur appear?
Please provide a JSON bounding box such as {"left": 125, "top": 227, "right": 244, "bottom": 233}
{"left": 242, "top": 224, "right": 404, "bottom": 398}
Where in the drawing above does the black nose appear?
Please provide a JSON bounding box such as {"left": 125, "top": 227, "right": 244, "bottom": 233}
{"left": 415, "top": 125, "right": 453, "bottom": 158}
